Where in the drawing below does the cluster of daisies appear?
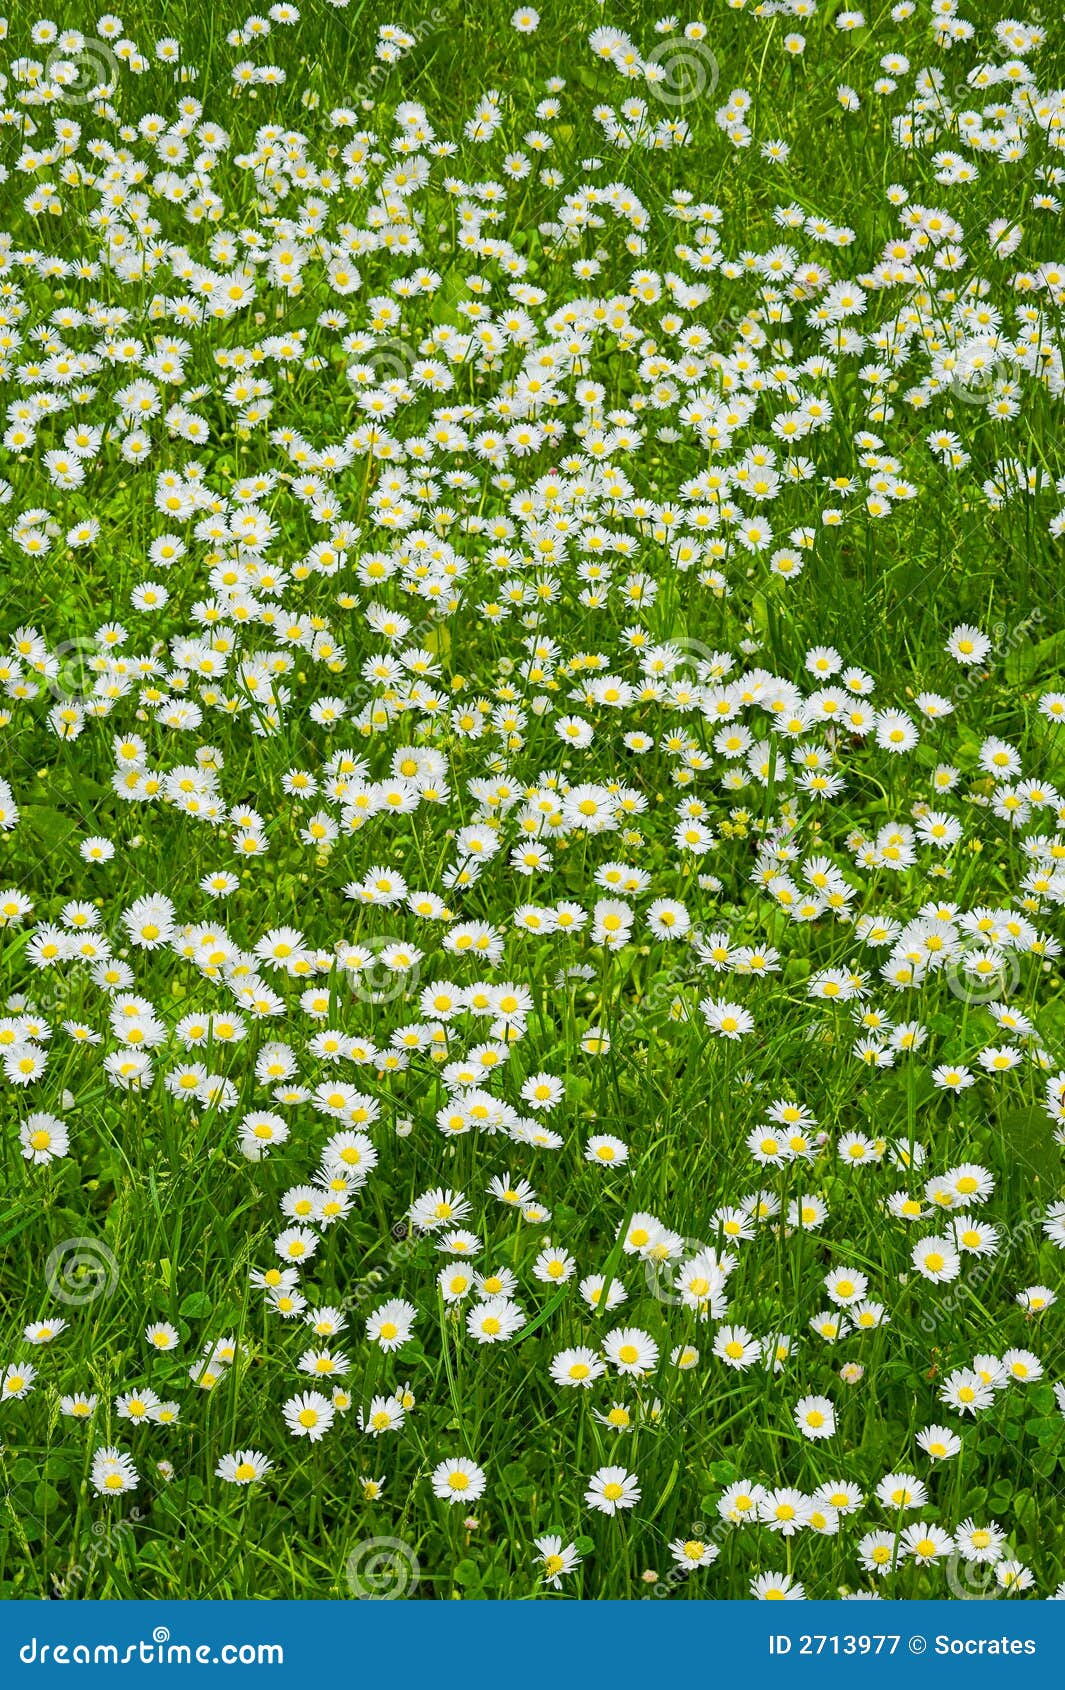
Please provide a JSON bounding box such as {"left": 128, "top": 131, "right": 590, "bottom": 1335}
{"left": 2, "top": 2, "right": 1065, "bottom": 1598}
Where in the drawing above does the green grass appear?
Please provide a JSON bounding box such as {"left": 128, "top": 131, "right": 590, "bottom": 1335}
{"left": 1, "top": 0, "right": 1065, "bottom": 1601}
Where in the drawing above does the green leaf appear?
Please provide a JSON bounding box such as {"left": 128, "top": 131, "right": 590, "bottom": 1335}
{"left": 178, "top": 1291, "right": 214, "bottom": 1319}
{"left": 22, "top": 804, "right": 76, "bottom": 852}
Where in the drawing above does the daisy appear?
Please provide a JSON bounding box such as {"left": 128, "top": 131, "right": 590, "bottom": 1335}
{"left": 431, "top": 1457, "right": 486, "bottom": 1505}
{"left": 911, "top": 1235, "right": 961, "bottom": 1283}
{"left": 533, "top": 1535, "right": 581, "bottom": 1588}
{"left": 585, "top": 1465, "right": 640, "bottom": 1516}
{"left": 917, "top": 1425, "right": 962, "bottom": 1461}
{"left": 603, "top": 1327, "right": 659, "bottom": 1376}
{"left": 750, "top": 1569, "right": 805, "bottom": 1599}
{"left": 670, "top": 1537, "right": 720, "bottom": 1569}
{"left": 216, "top": 1451, "right": 273, "bottom": 1485}
{"left": 91, "top": 1447, "right": 139, "bottom": 1496}
{"left": 1, "top": 1363, "right": 36, "bottom": 1401}
{"left": 365, "top": 1299, "right": 416, "bottom": 1352}
{"left": 550, "top": 1344, "right": 604, "bottom": 1391}
{"left": 795, "top": 1394, "right": 836, "bottom": 1439}
{"left": 901, "top": 1522, "right": 955, "bottom": 1566}
{"left": 282, "top": 1392, "right": 334, "bottom": 1442}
